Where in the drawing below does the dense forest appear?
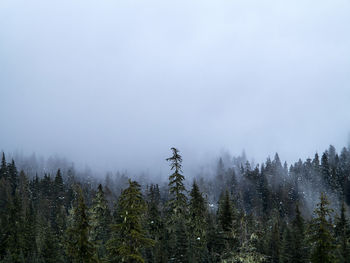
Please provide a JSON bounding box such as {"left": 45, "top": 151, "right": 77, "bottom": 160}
{"left": 1, "top": 145, "right": 350, "bottom": 263}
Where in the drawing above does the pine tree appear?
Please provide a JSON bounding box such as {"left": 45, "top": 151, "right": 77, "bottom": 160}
{"left": 107, "top": 179, "right": 154, "bottom": 263}
{"left": 22, "top": 203, "right": 38, "bottom": 261}
{"left": 218, "top": 190, "right": 238, "bottom": 261}
{"left": 166, "top": 147, "right": 189, "bottom": 263}
{"left": 0, "top": 173, "right": 11, "bottom": 258}
{"left": 8, "top": 160, "right": 18, "bottom": 194}
{"left": 229, "top": 233, "right": 267, "bottom": 263}
{"left": 65, "top": 186, "right": 95, "bottom": 263}
{"left": 166, "top": 147, "right": 187, "bottom": 219}
{"left": 309, "top": 193, "right": 336, "bottom": 263}
{"left": 41, "top": 224, "right": 62, "bottom": 263}
{"left": 188, "top": 180, "right": 208, "bottom": 262}
{"left": 334, "top": 202, "right": 350, "bottom": 263}
{"left": 218, "top": 190, "right": 234, "bottom": 232}
{"left": 0, "top": 153, "right": 8, "bottom": 180}
{"left": 269, "top": 219, "right": 281, "bottom": 263}
{"left": 207, "top": 211, "right": 225, "bottom": 262}
{"left": 145, "top": 184, "right": 164, "bottom": 263}
{"left": 290, "top": 204, "right": 308, "bottom": 263}
{"left": 321, "top": 152, "right": 331, "bottom": 189}
{"left": 5, "top": 191, "right": 24, "bottom": 263}
{"left": 281, "top": 226, "right": 293, "bottom": 263}
{"left": 89, "top": 184, "right": 111, "bottom": 261}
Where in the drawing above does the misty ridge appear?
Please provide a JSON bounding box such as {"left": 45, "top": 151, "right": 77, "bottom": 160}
{"left": 6, "top": 142, "right": 350, "bottom": 216}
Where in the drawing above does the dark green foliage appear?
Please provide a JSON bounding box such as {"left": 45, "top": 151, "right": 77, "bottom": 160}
{"left": 0, "top": 144, "right": 350, "bottom": 262}
{"left": 269, "top": 219, "right": 281, "bottom": 263}
{"left": 89, "top": 184, "right": 111, "bottom": 261}
{"left": 218, "top": 190, "right": 234, "bottom": 232}
{"left": 41, "top": 225, "right": 62, "bottom": 263}
{"left": 290, "top": 204, "right": 308, "bottom": 263}
{"left": 166, "top": 147, "right": 189, "bottom": 262}
{"left": 5, "top": 192, "right": 24, "bottom": 263}
{"left": 217, "top": 190, "right": 239, "bottom": 261}
{"left": 309, "top": 193, "right": 336, "bottom": 263}
{"left": 145, "top": 184, "right": 164, "bottom": 263}
{"left": 188, "top": 181, "right": 208, "bottom": 262}
{"left": 281, "top": 226, "right": 293, "bottom": 263}
{"left": 166, "top": 147, "right": 187, "bottom": 219}
{"left": 8, "top": 159, "right": 18, "bottom": 194}
{"left": 334, "top": 202, "right": 350, "bottom": 263}
{"left": 65, "top": 186, "right": 95, "bottom": 263}
{"left": 107, "top": 179, "right": 154, "bottom": 263}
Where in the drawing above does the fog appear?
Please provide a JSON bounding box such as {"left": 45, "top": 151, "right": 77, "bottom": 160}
{"left": 1, "top": 0, "right": 350, "bottom": 176}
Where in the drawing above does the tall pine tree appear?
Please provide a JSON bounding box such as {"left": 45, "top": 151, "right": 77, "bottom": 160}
{"left": 65, "top": 186, "right": 95, "bottom": 263}
{"left": 309, "top": 193, "right": 336, "bottom": 263}
{"left": 107, "top": 179, "right": 154, "bottom": 263}
{"left": 166, "top": 147, "right": 189, "bottom": 263}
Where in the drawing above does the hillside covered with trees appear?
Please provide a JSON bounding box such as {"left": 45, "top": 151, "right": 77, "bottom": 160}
{"left": 1, "top": 145, "right": 350, "bottom": 263}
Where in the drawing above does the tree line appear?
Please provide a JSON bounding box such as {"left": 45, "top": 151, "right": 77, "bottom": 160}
{"left": 0, "top": 145, "right": 350, "bottom": 263}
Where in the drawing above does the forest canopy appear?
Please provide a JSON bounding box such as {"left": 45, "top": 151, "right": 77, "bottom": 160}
{"left": 0, "top": 145, "right": 350, "bottom": 263}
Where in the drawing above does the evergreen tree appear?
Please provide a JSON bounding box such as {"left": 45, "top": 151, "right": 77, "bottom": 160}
{"left": 290, "top": 204, "right": 308, "bottom": 263}
{"left": 218, "top": 190, "right": 234, "bottom": 232}
{"left": 0, "top": 174, "right": 11, "bottom": 258}
{"left": 22, "top": 203, "right": 37, "bottom": 261}
{"left": 188, "top": 180, "right": 208, "bottom": 262}
{"left": 166, "top": 147, "right": 187, "bottom": 219}
{"left": 89, "top": 184, "right": 111, "bottom": 261}
{"left": 0, "top": 152, "right": 8, "bottom": 180}
{"left": 269, "top": 219, "right": 281, "bottom": 263}
{"left": 7, "top": 159, "right": 18, "bottom": 194}
{"left": 227, "top": 233, "right": 267, "bottom": 263}
{"left": 321, "top": 152, "right": 331, "bottom": 189}
{"left": 281, "top": 226, "right": 293, "bottom": 263}
{"left": 218, "top": 190, "right": 238, "bottom": 261}
{"left": 145, "top": 184, "right": 164, "bottom": 263}
{"left": 309, "top": 193, "right": 336, "bottom": 263}
{"left": 65, "top": 186, "right": 95, "bottom": 263}
{"left": 5, "top": 191, "right": 25, "bottom": 263}
{"left": 334, "top": 202, "right": 350, "bottom": 263}
{"left": 207, "top": 211, "right": 225, "bottom": 262}
{"left": 166, "top": 147, "right": 189, "bottom": 263}
{"left": 40, "top": 224, "right": 62, "bottom": 263}
{"left": 107, "top": 179, "right": 154, "bottom": 263}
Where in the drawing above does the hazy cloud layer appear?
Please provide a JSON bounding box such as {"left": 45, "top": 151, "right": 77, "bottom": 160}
{"left": 1, "top": 0, "right": 350, "bottom": 175}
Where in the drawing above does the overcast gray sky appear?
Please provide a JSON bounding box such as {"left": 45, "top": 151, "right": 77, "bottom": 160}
{"left": 1, "top": 0, "right": 350, "bottom": 175}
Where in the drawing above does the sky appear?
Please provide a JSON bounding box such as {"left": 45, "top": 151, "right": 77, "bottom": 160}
{"left": 1, "top": 0, "right": 350, "bottom": 176}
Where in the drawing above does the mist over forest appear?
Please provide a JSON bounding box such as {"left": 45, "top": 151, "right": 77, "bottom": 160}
{"left": 2, "top": 0, "right": 350, "bottom": 262}
{"left": 1, "top": 143, "right": 350, "bottom": 262}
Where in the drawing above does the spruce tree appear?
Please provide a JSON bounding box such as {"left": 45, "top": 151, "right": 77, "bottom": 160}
{"left": 321, "top": 152, "right": 331, "bottom": 189}
{"left": 217, "top": 190, "right": 238, "bottom": 261}
{"left": 309, "top": 193, "right": 336, "bottom": 263}
{"left": 230, "top": 233, "right": 267, "bottom": 263}
{"left": 281, "top": 226, "right": 293, "bottom": 263}
{"left": 107, "top": 179, "right": 154, "bottom": 263}
{"left": 166, "top": 147, "right": 189, "bottom": 263}
{"left": 0, "top": 152, "right": 7, "bottom": 180}
{"left": 145, "top": 184, "right": 164, "bottom": 263}
{"left": 334, "top": 202, "right": 350, "bottom": 263}
{"left": 291, "top": 204, "right": 308, "bottom": 263}
{"left": 188, "top": 180, "right": 208, "bottom": 262}
{"left": 166, "top": 147, "right": 187, "bottom": 219}
{"left": 269, "top": 219, "right": 281, "bottom": 263}
{"left": 89, "top": 184, "right": 111, "bottom": 261}
{"left": 65, "top": 186, "right": 95, "bottom": 263}
{"left": 218, "top": 190, "right": 234, "bottom": 232}
{"left": 7, "top": 159, "right": 18, "bottom": 195}
{"left": 41, "top": 224, "right": 62, "bottom": 263}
